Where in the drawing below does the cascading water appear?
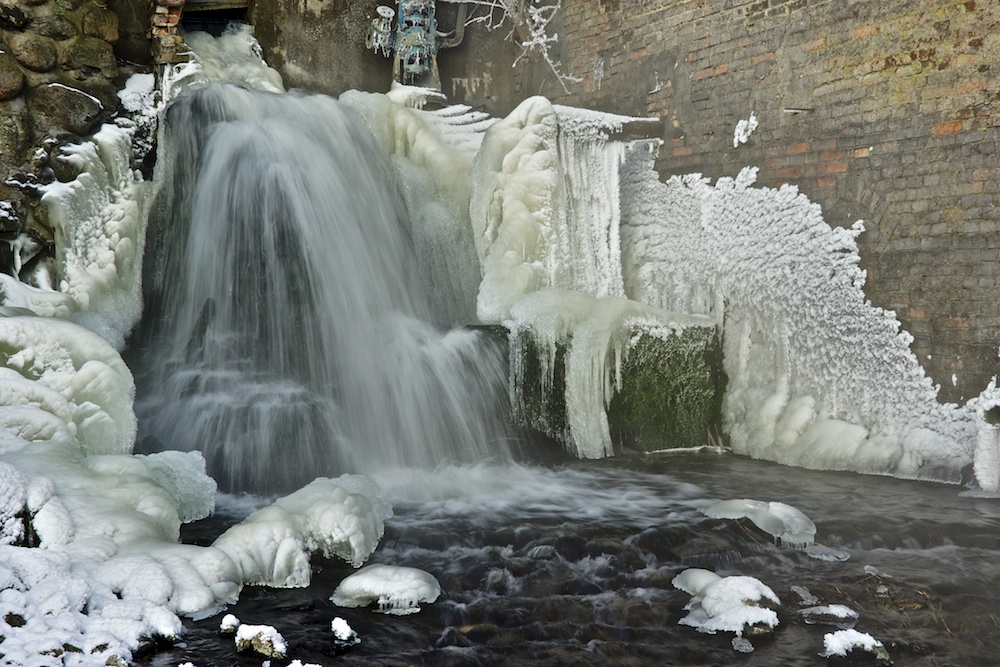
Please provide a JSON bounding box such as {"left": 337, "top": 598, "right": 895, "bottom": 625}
{"left": 132, "top": 82, "right": 513, "bottom": 492}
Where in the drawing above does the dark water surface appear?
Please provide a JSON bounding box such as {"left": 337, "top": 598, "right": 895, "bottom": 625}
{"left": 141, "top": 451, "right": 1000, "bottom": 666}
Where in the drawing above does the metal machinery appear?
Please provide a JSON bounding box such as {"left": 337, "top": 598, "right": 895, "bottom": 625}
{"left": 367, "top": 1, "right": 444, "bottom": 90}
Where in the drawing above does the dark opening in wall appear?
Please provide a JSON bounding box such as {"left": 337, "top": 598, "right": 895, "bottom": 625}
{"left": 986, "top": 406, "right": 1000, "bottom": 425}
{"left": 181, "top": 8, "right": 248, "bottom": 36}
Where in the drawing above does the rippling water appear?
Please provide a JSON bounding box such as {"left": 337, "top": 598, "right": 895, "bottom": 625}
{"left": 138, "top": 449, "right": 1000, "bottom": 666}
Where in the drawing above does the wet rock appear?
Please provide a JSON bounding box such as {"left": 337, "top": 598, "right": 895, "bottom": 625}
{"left": 26, "top": 82, "right": 104, "bottom": 135}
{"left": 435, "top": 626, "right": 473, "bottom": 648}
{"left": 56, "top": 0, "right": 88, "bottom": 10}
{"left": 4, "top": 32, "right": 58, "bottom": 72}
{"left": 30, "top": 15, "right": 78, "bottom": 41}
{"left": 82, "top": 7, "right": 118, "bottom": 43}
{"left": 62, "top": 36, "right": 117, "bottom": 79}
{"left": 0, "top": 53, "right": 25, "bottom": 100}
{"left": 460, "top": 623, "right": 499, "bottom": 643}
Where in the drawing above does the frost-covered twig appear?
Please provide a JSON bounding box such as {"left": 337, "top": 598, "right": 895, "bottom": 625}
{"left": 441, "top": 0, "right": 580, "bottom": 93}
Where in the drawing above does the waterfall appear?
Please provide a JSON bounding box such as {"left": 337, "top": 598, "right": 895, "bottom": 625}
{"left": 132, "top": 83, "right": 513, "bottom": 492}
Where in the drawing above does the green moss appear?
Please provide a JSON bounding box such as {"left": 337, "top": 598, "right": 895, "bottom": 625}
{"left": 608, "top": 327, "right": 724, "bottom": 452}
{"left": 509, "top": 321, "right": 725, "bottom": 453}
{"left": 508, "top": 329, "right": 570, "bottom": 442}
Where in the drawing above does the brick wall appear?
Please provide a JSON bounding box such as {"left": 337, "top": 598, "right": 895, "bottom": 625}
{"left": 512, "top": 0, "right": 1000, "bottom": 403}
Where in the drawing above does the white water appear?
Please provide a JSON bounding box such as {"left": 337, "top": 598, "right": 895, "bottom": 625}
{"left": 133, "top": 82, "right": 513, "bottom": 492}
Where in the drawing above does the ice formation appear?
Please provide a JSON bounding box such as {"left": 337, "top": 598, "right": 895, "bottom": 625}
{"left": 470, "top": 96, "right": 716, "bottom": 456}
{"left": 672, "top": 568, "right": 780, "bottom": 636}
{"left": 331, "top": 563, "right": 441, "bottom": 615}
{"left": 800, "top": 604, "right": 859, "bottom": 629}
{"left": 620, "top": 156, "right": 977, "bottom": 481}
{"left": 349, "top": 86, "right": 984, "bottom": 481}
{"left": 212, "top": 476, "right": 392, "bottom": 586}
{"left": 733, "top": 111, "right": 758, "bottom": 148}
{"left": 703, "top": 498, "right": 816, "bottom": 548}
{"left": 341, "top": 86, "right": 496, "bottom": 324}
{"left": 972, "top": 378, "right": 1000, "bottom": 493}
{"left": 0, "top": 316, "right": 392, "bottom": 662}
{"left": 36, "top": 125, "right": 150, "bottom": 349}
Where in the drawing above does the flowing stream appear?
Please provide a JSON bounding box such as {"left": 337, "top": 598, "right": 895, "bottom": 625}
{"left": 136, "top": 453, "right": 1000, "bottom": 666}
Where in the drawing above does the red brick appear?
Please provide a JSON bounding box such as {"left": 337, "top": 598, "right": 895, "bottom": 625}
{"left": 933, "top": 120, "right": 964, "bottom": 134}
{"left": 825, "top": 161, "right": 848, "bottom": 174}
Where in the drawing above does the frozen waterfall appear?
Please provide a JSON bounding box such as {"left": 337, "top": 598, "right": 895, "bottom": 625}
{"left": 132, "top": 83, "right": 513, "bottom": 492}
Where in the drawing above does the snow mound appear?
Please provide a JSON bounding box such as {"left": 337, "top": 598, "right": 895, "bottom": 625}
{"left": 331, "top": 563, "right": 441, "bottom": 616}
{"left": 213, "top": 475, "right": 391, "bottom": 587}
{"left": 821, "top": 629, "right": 888, "bottom": 659}
{"left": 672, "top": 568, "right": 780, "bottom": 636}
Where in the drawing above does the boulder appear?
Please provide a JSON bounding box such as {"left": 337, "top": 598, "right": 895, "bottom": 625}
{"left": 0, "top": 98, "right": 31, "bottom": 159}
{"left": 61, "top": 36, "right": 117, "bottom": 79}
{"left": 56, "top": 0, "right": 88, "bottom": 10}
{"left": 0, "top": 52, "right": 25, "bottom": 101}
{"left": 26, "top": 82, "right": 104, "bottom": 136}
{"left": 82, "top": 7, "right": 119, "bottom": 43}
{"left": 4, "top": 32, "right": 58, "bottom": 73}
{"left": 30, "top": 15, "right": 79, "bottom": 41}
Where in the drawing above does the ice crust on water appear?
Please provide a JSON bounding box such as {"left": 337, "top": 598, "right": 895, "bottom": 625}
{"left": 703, "top": 498, "right": 816, "bottom": 548}
{"left": 331, "top": 563, "right": 441, "bottom": 615}
{"left": 800, "top": 604, "right": 860, "bottom": 629}
{"left": 672, "top": 568, "right": 780, "bottom": 635}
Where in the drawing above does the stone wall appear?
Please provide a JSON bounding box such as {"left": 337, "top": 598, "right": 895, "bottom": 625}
{"left": 0, "top": 0, "right": 123, "bottom": 252}
{"left": 510, "top": 0, "right": 1000, "bottom": 403}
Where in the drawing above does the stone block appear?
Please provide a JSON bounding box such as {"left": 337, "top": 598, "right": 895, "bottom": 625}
{"left": 82, "top": 7, "right": 120, "bottom": 44}
{"left": 30, "top": 15, "right": 79, "bottom": 40}
{"left": 62, "top": 36, "right": 118, "bottom": 79}
{"left": 4, "top": 31, "right": 58, "bottom": 72}
{"left": 0, "top": 52, "right": 25, "bottom": 101}
{"left": 26, "top": 81, "right": 105, "bottom": 136}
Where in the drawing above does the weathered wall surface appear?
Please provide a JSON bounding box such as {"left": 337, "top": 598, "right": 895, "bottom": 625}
{"left": 249, "top": 0, "right": 388, "bottom": 95}
{"left": 512, "top": 0, "right": 999, "bottom": 403}
{"left": 0, "top": 0, "right": 124, "bottom": 251}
